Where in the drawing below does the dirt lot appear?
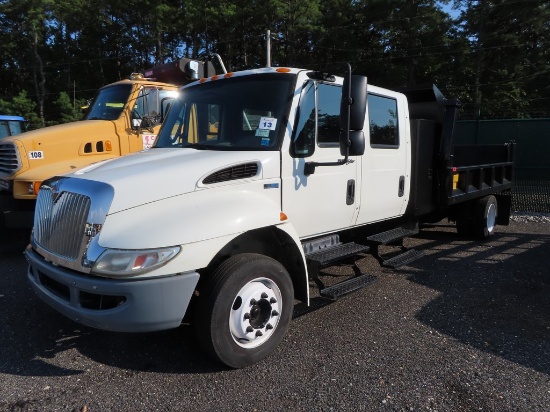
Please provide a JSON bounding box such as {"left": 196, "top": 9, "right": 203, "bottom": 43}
{"left": 1, "top": 219, "right": 549, "bottom": 411}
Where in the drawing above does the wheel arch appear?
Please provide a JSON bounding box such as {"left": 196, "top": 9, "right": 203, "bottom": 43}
{"left": 198, "top": 225, "right": 308, "bottom": 304}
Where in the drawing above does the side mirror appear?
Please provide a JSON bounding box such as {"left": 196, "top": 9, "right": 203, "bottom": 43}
{"left": 340, "top": 131, "right": 365, "bottom": 156}
{"left": 340, "top": 74, "right": 368, "bottom": 156}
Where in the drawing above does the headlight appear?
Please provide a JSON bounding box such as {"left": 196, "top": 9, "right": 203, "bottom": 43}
{"left": 91, "top": 246, "right": 181, "bottom": 277}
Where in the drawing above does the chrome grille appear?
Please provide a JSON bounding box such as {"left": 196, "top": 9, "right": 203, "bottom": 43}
{"left": 34, "top": 188, "right": 90, "bottom": 261}
{"left": 0, "top": 142, "right": 21, "bottom": 176}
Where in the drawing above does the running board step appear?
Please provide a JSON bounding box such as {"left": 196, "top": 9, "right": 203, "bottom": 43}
{"left": 320, "top": 274, "right": 377, "bottom": 300}
{"left": 382, "top": 249, "right": 424, "bottom": 269}
{"left": 366, "top": 225, "right": 419, "bottom": 245}
{"left": 306, "top": 242, "right": 369, "bottom": 267}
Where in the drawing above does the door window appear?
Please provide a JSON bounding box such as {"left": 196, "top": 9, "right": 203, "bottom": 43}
{"left": 368, "top": 94, "right": 399, "bottom": 148}
{"left": 291, "top": 82, "right": 342, "bottom": 157}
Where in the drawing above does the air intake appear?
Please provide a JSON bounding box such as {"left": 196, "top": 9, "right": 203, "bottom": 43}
{"left": 203, "top": 163, "right": 259, "bottom": 184}
{"left": 0, "top": 142, "right": 21, "bottom": 175}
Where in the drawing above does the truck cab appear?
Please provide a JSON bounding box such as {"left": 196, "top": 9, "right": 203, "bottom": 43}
{"left": 0, "top": 78, "right": 179, "bottom": 228}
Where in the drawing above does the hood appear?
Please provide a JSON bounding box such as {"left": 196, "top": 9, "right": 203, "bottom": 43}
{"left": 69, "top": 148, "right": 280, "bottom": 214}
{"left": 10, "top": 120, "right": 117, "bottom": 145}
{"left": 4, "top": 120, "right": 118, "bottom": 175}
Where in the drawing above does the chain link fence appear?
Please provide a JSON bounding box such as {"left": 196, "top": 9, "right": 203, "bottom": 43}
{"left": 455, "top": 119, "right": 550, "bottom": 214}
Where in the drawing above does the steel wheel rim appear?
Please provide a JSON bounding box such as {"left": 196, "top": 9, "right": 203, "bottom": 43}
{"left": 487, "top": 202, "right": 497, "bottom": 233}
{"left": 229, "top": 277, "right": 282, "bottom": 349}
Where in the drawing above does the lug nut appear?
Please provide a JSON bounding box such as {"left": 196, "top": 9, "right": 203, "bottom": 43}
{"left": 244, "top": 313, "right": 250, "bottom": 320}
{"left": 246, "top": 326, "right": 254, "bottom": 333}
{"left": 255, "top": 330, "right": 263, "bottom": 337}
{"left": 261, "top": 292, "right": 268, "bottom": 299}
{"left": 272, "top": 310, "right": 279, "bottom": 317}
{"left": 266, "top": 323, "right": 273, "bottom": 330}
{"left": 250, "top": 298, "right": 257, "bottom": 305}
{"left": 270, "top": 297, "right": 277, "bottom": 304}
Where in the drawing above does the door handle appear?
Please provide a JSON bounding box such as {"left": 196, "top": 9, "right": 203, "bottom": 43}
{"left": 398, "top": 175, "right": 405, "bottom": 197}
{"left": 347, "top": 179, "right": 355, "bottom": 205}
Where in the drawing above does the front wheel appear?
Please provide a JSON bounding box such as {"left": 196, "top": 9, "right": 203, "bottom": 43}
{"left": 194, "top": 254, "right": 294, "bottom": 368}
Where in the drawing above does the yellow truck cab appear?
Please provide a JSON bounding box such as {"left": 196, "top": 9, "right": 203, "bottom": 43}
{"left": 0, "top": 56, "right": 222, "bottom": 229}
{"left": 0, "top": 77, "right": 179, "bottom": 228}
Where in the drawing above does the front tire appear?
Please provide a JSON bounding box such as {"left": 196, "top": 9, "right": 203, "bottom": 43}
{"left": 194, "top": 254, "right": 294, "bottom": 368}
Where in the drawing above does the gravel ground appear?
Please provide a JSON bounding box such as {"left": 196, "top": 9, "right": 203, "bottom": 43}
{"left": 0, "top": 217, "right": 549, "bottom": 412}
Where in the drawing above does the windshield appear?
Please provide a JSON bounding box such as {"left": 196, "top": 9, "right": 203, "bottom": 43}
{"left": 155, "top": 73, "right": 294, "bottom": 151}
{"left": 85, "top": 84, "right": 132, "bottom": 120}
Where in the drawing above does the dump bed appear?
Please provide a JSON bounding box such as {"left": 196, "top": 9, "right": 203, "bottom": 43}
{"left": 402, "top": 85, "right": 515, "bottom": 217}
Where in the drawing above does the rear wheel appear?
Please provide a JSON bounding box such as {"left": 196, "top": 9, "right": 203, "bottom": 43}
{"left": 194, "top": 253, "right": 294, "bottom": 368}
{"left": 472, "top": 195, "right": 498, "bottom": 239}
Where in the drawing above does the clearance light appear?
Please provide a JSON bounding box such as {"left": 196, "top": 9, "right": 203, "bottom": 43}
{"left": 452, "top": 173, "right": 459, "bottom": 190}
{"left": 105, "top": 140, "right": 112, "bottom": 151}
{"left": 224, "top": 73, "right": 234, "bottom": 78}
{"left": 211, "top": 75, "right": 220, "bottom": 81}
{"left": 276, "top": 68, "right": 291, "bottom": 73}
{"left": 199, "top": 78, "right": 207, "bottom": 83}
{"left": 280, "top": 212, "right": 288, "bottom": 221}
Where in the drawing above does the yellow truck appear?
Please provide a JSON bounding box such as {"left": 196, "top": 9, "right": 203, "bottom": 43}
{"left": 0, "top": 57, "right": 217, "bottom": 229}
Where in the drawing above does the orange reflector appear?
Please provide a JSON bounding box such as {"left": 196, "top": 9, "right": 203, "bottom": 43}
{"left": 211, "top": 75, "right": 220, "bottom": 81}
{"left": 105, "top": 140, "right": 112, "bottom": 151}
{"left": 224, "top": 72, "right": 234, "bottom": 78}
{"left": 280, "top": 212, "right": 288, "bottom": 221}
{"left": 33, "top": 182, "right": 42, "bottom": 195}
{"left": 199, "top": 78, "right": 207, "bottom": 83}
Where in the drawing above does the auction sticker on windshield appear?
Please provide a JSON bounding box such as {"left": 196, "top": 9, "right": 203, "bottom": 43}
{"left": 28, "top": 151, "right": 44, "bottom": 160}
{"left": 0, "top": 179, "right": 9, "bottom": 191}
{"left": 258, "top": 117, "right": 277, "bottom": 130}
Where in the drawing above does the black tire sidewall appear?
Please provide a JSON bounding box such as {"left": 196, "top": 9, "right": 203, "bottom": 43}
{"left": 196, "top": 254, "right": 294, "bottom": 368}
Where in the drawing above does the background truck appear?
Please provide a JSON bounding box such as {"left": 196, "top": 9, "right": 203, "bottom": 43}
{"left": 0, "top": 57, "right": 219, "bottom": 229}
{"left": 0, "top": 115, "right": 26, "bottom": 139}
{"left": 25, "top": 65, "right": 515, "bottom": 369}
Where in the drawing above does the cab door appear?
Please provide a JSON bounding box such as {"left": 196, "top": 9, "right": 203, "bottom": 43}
{"left": 129, "top": 86, "right": 178, "bottom": 151}
{"left": 281, "top": 80, "right": 359, "bottom": 239}
{"left": 356, "top": 89, "right": 410, "bottom": 224}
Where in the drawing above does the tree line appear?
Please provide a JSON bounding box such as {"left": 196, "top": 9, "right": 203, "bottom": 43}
{"left": 0, "top": 0, "right": 548, "bottom": 129}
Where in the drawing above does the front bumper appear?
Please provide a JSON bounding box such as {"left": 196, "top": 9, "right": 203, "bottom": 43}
{"left": 25, "top": 247, "right": 200, "bottom": 332}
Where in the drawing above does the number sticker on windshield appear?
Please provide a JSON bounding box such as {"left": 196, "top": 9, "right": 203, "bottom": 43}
{"left": 258, "top": 117, "right": 277, "bottom": 130}
{"left": 28, "top": 151, "right": 44, "bottom": 160}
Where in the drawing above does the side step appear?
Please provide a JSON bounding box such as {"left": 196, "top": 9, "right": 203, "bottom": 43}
{"left": 306, "top": 242, "right": 369, "bottom": 267}
{"left": 305, "top": 241, "right": 374, "bottom": 300}
{"left": 366, "top": 224, "right": 423, "bottom": 268}
{"left": 320, "top": 274, "right": 377, "bottom": 300}
{"left": 381, "top": 249, "right": 424, "bottom": 269}
{"left": 366, "top": 225, "right": 419, "bottom": 245}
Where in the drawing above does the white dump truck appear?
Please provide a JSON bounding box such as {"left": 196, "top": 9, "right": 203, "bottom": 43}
{"left": 25, "top": 65, "right": 515, "bottom": 368}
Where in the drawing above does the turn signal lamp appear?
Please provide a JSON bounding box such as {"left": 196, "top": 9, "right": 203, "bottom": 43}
{"left": 105, "top": 140, "right": 112, "bottom": 151}
{"left": 276, "top": 68, "right": 291, "bottom": 73}
{"left": 280, "top": 212, "right": 288, "bottom": 221}
{"left": 31, "top": 182, "right": 42, "bottom": 195}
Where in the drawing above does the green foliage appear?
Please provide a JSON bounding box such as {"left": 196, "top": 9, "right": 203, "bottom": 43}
{"left": 0, "top": 0, "right": 548, "bottom": 123}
